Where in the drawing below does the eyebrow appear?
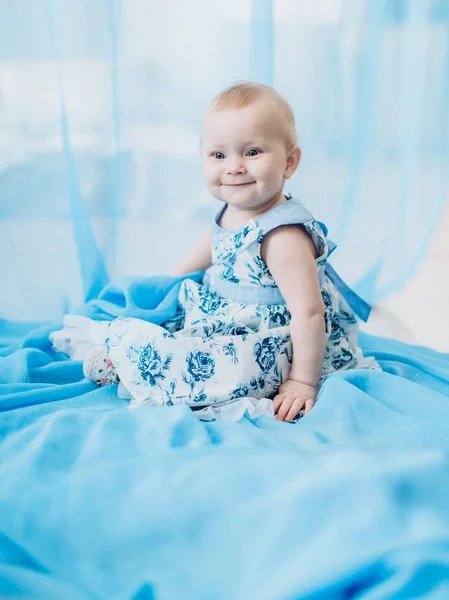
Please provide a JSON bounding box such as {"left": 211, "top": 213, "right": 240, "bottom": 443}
{"left": 206, "top": 139, "right": 265, "bottom": 149}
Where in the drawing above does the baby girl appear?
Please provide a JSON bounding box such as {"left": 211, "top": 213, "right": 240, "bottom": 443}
{"left": 52, "top": 81, "right": 379, "bottom": 421}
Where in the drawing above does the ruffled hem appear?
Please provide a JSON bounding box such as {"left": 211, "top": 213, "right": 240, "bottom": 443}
{"left": 128, "top": 395, "right": 275, "bottom": 421}
{"left": 193, "top": 396, "right": 275, "bottom": 421}
{"left": 50, "top": 315, "right": 110, "bottom": 360}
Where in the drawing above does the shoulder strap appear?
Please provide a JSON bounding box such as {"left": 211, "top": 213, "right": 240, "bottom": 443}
{"left": 256, "top": 195, "right": 315, "bottom": 234}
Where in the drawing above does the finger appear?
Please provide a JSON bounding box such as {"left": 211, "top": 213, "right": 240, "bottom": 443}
{"left": 272, "top": 393, "right": 285, "bottom": 413}
{"left": 276, "top": 396, "right": 294, "bottom": 421}
{"left": 302, "top": 397, "right": 315, "bottom": 415}
{"left": 285, "top": 398, "right": 306, "bottom": 422}
{"left": 273, "top": 392, "right": 295, "bottom": 413}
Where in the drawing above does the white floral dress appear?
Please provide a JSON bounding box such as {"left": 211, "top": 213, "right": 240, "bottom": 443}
{"left": 103, "top": 194, "right": 379, "bottom": 411}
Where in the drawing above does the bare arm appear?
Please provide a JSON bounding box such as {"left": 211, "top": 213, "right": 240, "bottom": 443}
{"left": 261, "top": 224, "right": 326, "bottom": 419}
{"left": 171, "top": 227, "right": 213, "bottom": 276}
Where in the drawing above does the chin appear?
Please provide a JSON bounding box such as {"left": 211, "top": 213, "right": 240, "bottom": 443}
{"left": 227, "top": 194, "right": 255, "bottom": 207}
{"left": 225, "top": 187, "right": 257, "bottom": 198}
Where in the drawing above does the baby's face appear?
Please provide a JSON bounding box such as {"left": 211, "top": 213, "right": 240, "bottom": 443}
{"left": 201, "top": 99, "right": 295, "bottom": 210}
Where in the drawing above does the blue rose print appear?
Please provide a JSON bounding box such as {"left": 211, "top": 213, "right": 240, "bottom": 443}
{"left": 339, "top": 308, "right": 357, "bottom": 325}
{"left": 138, "top": 344, "right": 173, "bottom": 386}
{"left": 233, "top": 226, "right": 250, "bottom": 249}
{"left": 193, "top": 390, "right": 208, "bottom": 404}
{"left": 270, "top": 308, "right": 290, "bottom": 327}
{"left": 321, "top": 289, "right": 332, "bottom": 310}
{"left": 229, "top": 325, "right": 251, "bottom": 338}
{"left": 217, "top": 248, "right": 236, "bottom": 265}
{"left": 223, "top": 341, "right": 238, "bottom": 364}
{"left": 330, "top": 313, "right": 342, "bottom": 341}
{"left": 220, "top": 266, "right": 239, "bottom": 284}
{"left": 187, "top": 351, "right": 216, "bottom": 382}
{"left": 331, "top": 347, "right": 354, "bottom": 370}
{"left": 198, "top": 292, "right": 221, "bottom": 314}
{"left": 231, "top": 384, "right": 250, "bottom": 398}
{"left": 254, "top": 337, "right": 276, "bottom": 372}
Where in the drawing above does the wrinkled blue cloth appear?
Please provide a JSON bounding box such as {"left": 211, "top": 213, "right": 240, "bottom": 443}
{"left": 1, "top": 274, "right": 449, "bottom": 599}
{"left": 71, "top": 271, "right": 204, "bottom": 321}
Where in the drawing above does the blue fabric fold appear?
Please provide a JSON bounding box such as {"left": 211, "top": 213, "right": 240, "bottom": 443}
{"left": 1, "top": 273, "right": 449, "bottom": 599}
{"left": 322, "top": 235, "right": 372, "bottom": 322}
{"left": 325, "top": 262, "right": 372, "bottom": 322}
{"left": 71, "top": 271, "right": 204, "bottom": 322}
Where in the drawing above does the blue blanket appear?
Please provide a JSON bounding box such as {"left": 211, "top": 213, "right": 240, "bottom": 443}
{"left": 1, "top": 274, "right": 449, "bottom": 599}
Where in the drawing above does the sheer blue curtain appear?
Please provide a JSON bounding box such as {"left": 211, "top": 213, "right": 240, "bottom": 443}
{"left": 0, "top": 0, "right": 448, "bottom": 321}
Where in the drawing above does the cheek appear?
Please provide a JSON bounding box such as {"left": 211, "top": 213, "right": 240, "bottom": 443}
{"left": 262, "top": 158, "right": 285, "bottom": 181}
{"left": 203, "top": 163, "right": 220, "bottom": 185}
{"left": 251, "top": 159, "right": 275, "bottom": 182}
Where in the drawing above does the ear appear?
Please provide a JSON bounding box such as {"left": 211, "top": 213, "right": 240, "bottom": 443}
{"left": 284, "top": 146, "right": 301, "bottom": 179}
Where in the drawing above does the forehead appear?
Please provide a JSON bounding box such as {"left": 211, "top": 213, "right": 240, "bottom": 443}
{"left": 202, "top": 99, "right": 284, "bottom": 145}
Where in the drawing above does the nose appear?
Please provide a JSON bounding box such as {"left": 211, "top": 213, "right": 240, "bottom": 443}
{"left": 226, "top": 158, "right": 246, "bottom": 175}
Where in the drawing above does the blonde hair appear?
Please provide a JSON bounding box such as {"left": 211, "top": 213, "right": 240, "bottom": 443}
{"left": 206, "top": 80, "right": 298, "bottom": 149}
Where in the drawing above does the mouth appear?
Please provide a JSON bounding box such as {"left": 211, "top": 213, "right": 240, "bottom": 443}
{"left": 222, "top": 182, "right": 256, "bottom": 187}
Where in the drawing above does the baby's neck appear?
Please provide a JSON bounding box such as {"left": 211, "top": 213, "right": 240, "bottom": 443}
{"left": 221, "top": 192, "right": 286, "bottom": 229}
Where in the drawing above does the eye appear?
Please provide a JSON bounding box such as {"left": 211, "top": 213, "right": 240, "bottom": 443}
{"left": 212, "top": 152, "right": 225, "bottom": 160}
{"left": 246, "top": 148, "right": 261, "bottom": 157}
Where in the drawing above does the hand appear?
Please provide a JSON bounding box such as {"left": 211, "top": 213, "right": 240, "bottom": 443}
{"left": 273, "top": 379, "right": 317, "bottom": 422}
